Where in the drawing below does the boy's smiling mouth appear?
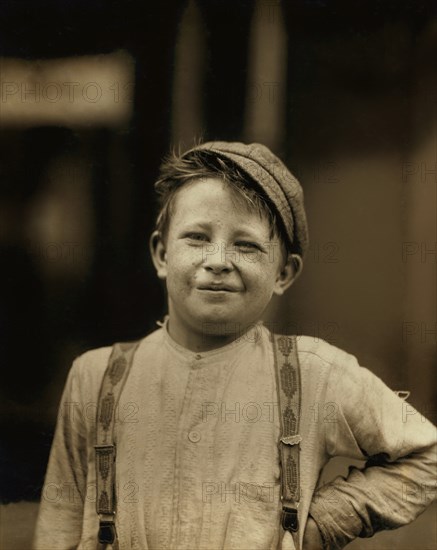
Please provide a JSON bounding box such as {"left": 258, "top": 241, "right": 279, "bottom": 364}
{"left": 197, "top": 283, "right": 239, "bottom": 292}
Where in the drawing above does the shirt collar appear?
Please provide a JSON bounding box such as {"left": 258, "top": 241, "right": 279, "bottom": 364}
{"left": 158, "top": 316, "right": 266, "bottom": 361}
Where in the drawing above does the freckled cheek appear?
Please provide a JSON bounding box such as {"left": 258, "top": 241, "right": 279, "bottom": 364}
{"left": 166, "top": 253, "right": 198, "bottom": 290}
{"left": 169, "top": 245, "right": 203, "bottom": 265}
{"left": 241, "top": 262, "right": 278, "bottom": 290}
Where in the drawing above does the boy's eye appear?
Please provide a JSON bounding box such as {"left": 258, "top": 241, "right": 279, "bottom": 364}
{"left": 184, "top": 232, "right": 208, "bottom": 242}
{"left": 235, "top": 241, "right": 260, "bottom": 251}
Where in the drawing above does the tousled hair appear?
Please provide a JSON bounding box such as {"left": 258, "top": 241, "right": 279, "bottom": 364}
{"left": 154, "top": 149, "right": 291, "bottom": 256}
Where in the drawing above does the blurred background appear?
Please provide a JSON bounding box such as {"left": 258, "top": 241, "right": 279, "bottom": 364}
{"left": 0, "top": 0, "right": 436, "bottom": 548}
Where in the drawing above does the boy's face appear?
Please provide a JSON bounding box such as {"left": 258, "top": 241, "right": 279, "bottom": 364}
{"left": 151, "top": 177, "right": 297, "bottom": 350}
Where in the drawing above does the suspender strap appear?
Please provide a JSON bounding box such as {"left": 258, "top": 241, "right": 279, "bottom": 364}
{"left": 271, "top": 334, "right": 302, "bottom": 533}
{"left": 95, "top": 341, "right": 139, "bottom": 546}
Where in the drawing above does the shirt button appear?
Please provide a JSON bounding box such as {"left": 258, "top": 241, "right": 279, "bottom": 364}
{"left": 195, "top": 354, "right": 202, "bottom": 360}
{"left": 188, "top": 430, "right": 201, "bottom": 443}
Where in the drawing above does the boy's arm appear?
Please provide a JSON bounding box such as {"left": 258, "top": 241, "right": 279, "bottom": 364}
{"left": 33, "top": 357, "right": 88, "bottom": 550}
{"left": 308, "top": 352, "right": 437, "bottom": 550}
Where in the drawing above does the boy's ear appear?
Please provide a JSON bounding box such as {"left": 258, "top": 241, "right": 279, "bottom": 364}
{"left": 273, "top": 254, "right": 303, "bottom": 296}
{"left": 149, "top": 230, "right": 168, "bottom": 280}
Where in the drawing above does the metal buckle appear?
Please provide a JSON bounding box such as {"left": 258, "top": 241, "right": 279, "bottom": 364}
{"left": 98, "top": 520, "right": 117, "bottom": 544}
{"left": 282, "top": 506, "right": 299, "bottom": 532}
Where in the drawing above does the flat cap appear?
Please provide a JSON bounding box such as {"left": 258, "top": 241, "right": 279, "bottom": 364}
{"left": 182, "top": 141, "right": 309, "bottom": 257}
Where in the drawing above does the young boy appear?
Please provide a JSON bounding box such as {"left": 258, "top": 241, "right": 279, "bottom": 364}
{"left": 34, "top": 141, "right": 436, "bottom": 550}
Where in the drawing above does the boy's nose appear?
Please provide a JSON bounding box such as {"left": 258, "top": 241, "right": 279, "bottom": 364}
{"left": 202, "top": 242, "right": 234, "bottom": 273}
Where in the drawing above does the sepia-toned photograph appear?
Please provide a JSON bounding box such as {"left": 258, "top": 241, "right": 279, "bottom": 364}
{"left": 0, "top": 1, "right": 436, "bottom": 549}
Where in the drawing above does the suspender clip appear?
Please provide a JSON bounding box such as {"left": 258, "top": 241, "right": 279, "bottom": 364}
{"left": 282, "top": 506, "right": 299, "bottom": 533}
{"left": 98, "top": 519, "right": 117, "bottom": 545}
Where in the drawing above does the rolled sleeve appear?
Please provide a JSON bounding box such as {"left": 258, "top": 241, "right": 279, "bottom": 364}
{"left": 309, "top": 351, "right": 437, "bottom": 549}
{"left": 33, "top": 357, "right": 88, "bottom": 550}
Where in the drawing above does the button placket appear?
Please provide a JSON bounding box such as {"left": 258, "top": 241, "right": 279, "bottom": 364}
{"left": 176, "top": 366, "right": 209, "bottom": 546}
{"left": 187, "top": 359, "right": 202, "bottom": 441}
{"left": 171, "top": 367, "right": 197, "bottom": 547}
{"left": 191, "top": 353, "right": 203, "bottom": 370}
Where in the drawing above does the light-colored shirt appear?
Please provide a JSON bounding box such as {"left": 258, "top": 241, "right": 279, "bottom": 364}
{"left": 33, "top": 322, "right": 437, "bottom": 550}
